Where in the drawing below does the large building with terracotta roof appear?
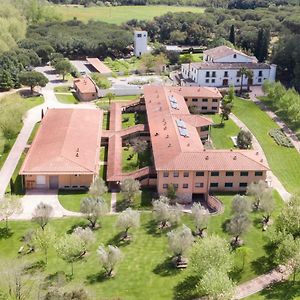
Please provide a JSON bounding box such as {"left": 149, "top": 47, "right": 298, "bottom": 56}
{"left": 20, "top": 109, "right": 102, "bottom": 190}
{"left": 143, "top": 85, "right": 268, "bottom": 202}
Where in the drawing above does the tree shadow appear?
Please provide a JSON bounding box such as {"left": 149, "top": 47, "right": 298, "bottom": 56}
{"left": 144, "top": 219, "right": 164, "bottom": 237}
{"left": 86, "top": 271, "right": 110, "bottom": 284}
{"left": 106, "top": 231, "right": 131, "bottom": 247}
{"left": 253, "top": 216, "right": 263, "bottom": 229}
{"left": 116, "top": 198, "right": 130, "bottom": 212}
{"left": 66, "top": 221, "right": 88, "bottom": 234}
{"left": 229, "top": 266, "right": 243, "bottom": 282}
{"left": 251, "top": 255, "right": 276, "bottom": 276}
{"left": 260, "top": 280, "right": 300, "bottom": 299}
{"left": 153, "top": 257, "right": 181, "bottom": 277}
{"left": 173, "top": 275, "right": 199, "bottom": 300}
{"left": 23, "top": 260, "right": 46, "bottom": 274}
{"left": 42, "top": 271, "right": 69, "bottom": 289}
{"left": 0, "top": 227, "right": 13, "bottom": 239}
{"left": 221, "top": 219, "right": 231, "bottom": 233}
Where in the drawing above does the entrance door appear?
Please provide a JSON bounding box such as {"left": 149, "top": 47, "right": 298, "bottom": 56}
{"left": 222, "top": 79, "right": 229, "bottom": 86}
{"left": 49, "top": 176, "right": 59, "bottom": 189}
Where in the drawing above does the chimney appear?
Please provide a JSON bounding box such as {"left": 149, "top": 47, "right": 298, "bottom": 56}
{"left": 233, "top": 155, "right": 237, "bottom": 160}
{"left": 205, "top": 155, "right": 209, "bottom": 160}
{"left": 168, "top": 143, "right": 171, "bottom": 147}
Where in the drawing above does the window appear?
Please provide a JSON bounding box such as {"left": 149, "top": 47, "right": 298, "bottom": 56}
{"left": 211, "top": 171, "right": 219, "bottom": 176}
{"left": 212, "top": 79, "right": 215, "bottom": 83}
{"left": 240, "top": 171, "right": 248, "bottom": 176}
{"left": 206, "top": 71, "right": 210, "bottom": 77}
{"left": 183, "top": 171, "right": 189, "bottom": 177}
{"left": 212, "top": 107, "right": 218, "bottom": 110}
{"left": 225, "top": 182, "right": 233, "bottom": 188}
{"left": 212, "top": 71, "right": 216, "bottom": 77}
{"left": 239, "top": 182, "right": 248, "bottom": 187}
{"left": 163, "top": 171, "right": 169, "bottom": 177}
{"left": 233, "top": 54, "right": 237, "bottom": 58}
{"left": 224, "top": 71, "right": 228, "bottom": 77}
{"left": 237, "top": 79, "right": 240, "bottom": 83}
{"left": 258, "top": 78, "right": 262, "bottom": 83}
{"left": 192, "top": 98, "right": 198, "bottom": 102}
{"left": 195, "top": 182, "right": 204, "bottom": 188}
{"left": 237, "top": 71, "right": 241, "bottom": 77}
{"left": 196, "top": 171, "right": 204, "bottom": 176}
{"left": 137, "top": 33, "right": 142, "bottom": 37}
{"left": 212, "top": 99, "right": 218, "bottom": 102}
{"left": 255, "top": 171, "right": 263, "bottom": 176}
{"left": 173, "top": 183, "right": 178, "bottom": 189}
{"left": 210, "top": 182, "right": 219, "bottom": 188}
{"left": 258, "top": 70, "right": 263, "bottom": 76}
{"left": 226, "top": 171, "right": 234, "bottom": 176}
{"left": 200, "top": 125, "right": 209, "bottom": 131}
{"left": 202, "top": 98, "right": 208, "bottom": 102}
{"left": 183, "top": 183, "right": 189, "bottom": 189}
{"left": 163, "top": 184, "right": 168, "bottom": 189}
{"left": 202, "top": 106, "right": 208, "bottom": 110}
{"left": 173, "top": 171, "right": 179, "bottom": 177}
{"left": 205, "top": 79, "right": 209, "bottom": 83}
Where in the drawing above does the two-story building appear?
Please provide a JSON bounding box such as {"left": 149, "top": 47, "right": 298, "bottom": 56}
{"left": 181, "top": 46, "right": 276, "bottom": 88}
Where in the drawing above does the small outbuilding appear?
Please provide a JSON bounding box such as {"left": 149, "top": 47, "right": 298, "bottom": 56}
{"left": 73, "top": 77, "right": 98, "bottom": 101}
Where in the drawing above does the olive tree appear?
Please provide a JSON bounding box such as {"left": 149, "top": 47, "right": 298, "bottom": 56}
{"left": 237, "top": 129, "right": 252, "bottom": 149}
{"left": 32, "top": 202, "right": 53, "bottom": 230}
{"left": 97, "top": 245, "right": 123, "bottom": 277}
{"left": 34, "top": 227, "right": 55, "bottom": 264}
{"left": 232, "top": 195, "right": 251, "bottom": 215}
{"left": 227, "top": 214, "right": 250, "bottom": 247}
{"left": 120, "top": 178, "right": 141, "bottom": 203}
{"left": 73, "top": 227, "right": 95, "bottom": 249}
{"left": 89, "top": 176, "right": 108, "bottom": 198}
{"left": 0, "top": 195, "right": 22, "bottom": 229}
{"left": 246, "top": 180, "right": 269, "bottom": 210}
{"left": 80, "top": 196, "right": 108, "bottom": 229}
{"left": 167, "top": 225, "right": 194, "bottom": 266}
{"left": 260, "top": 189, "right": 275, "bottom": 227}
{"left": 191, "top": 203, "right": 208, "bottom": 237}
{"left": 116, "top": 208, "right": 140, "bottom": 240}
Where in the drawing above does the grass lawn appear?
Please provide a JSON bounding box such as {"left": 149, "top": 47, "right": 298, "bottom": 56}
{"left": 122, "top": 147, "right": 139, "bottom": 172}
{"left": 102, "top": 112, "right": 110, "bottom": 130}
{"left": 0, "top": 191, "right": 284, "bottom": 299}
{"left": 55, "top": 93, "right": 79, "bottom": 104}
{"left": 232, "top": 98, "right": 300, "bottom": 194}
{"left": 180, "top": 53, "right": 203, "bottom": 62}
{"left": 55, "top": 5, "right": 205, "bottom": 24}
{"left": 122, "top": 112, "right": 135, "bottom": 128}
{"left": 100, "top": 146, "right": 108, "bottom": 162}
{"left": 54, "top": 85, "right": 71, "bottom": 93}
{"left": 104, "top": 57, "right": 140, "bottom": 73}
{"left": 210, "top": 114, "right": 240, "bottom": 149}
{"left": 99, "top": 94, "right": 139, "bottom": 102}
{"left": 28, "top": 122, "right": 40, "bottom": 144}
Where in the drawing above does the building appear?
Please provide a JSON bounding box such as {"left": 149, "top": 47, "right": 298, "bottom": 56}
{"left": 73, "top": 77, "right": 98, "bottom": 101}
{"left": 143, "top": 85, "right": 268, "bottom": 202}
{"left": 86, "top": 57, "right": 112, "bottom": 76}
{"left": 181, "top": 46, "right": 276, "bottom": 88}
{"left": 20, "top": 109, "right": 102, "bottom": 190}
{"left": 134, "top": 31, "right": 148, "bottom": 57}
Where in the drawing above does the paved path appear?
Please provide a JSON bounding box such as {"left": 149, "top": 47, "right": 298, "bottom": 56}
{"left": 249, "top": 86, "right": 300, "bottom": 154}
{"left": 230, "top": 113, "right": 291, "bottom": 201}
{"left": 110, "top": 192, "right": 117, "bottom": 213}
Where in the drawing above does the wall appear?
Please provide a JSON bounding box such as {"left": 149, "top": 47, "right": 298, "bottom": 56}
{"left": 185, "top": 96, "right": 220, "bottom": 113}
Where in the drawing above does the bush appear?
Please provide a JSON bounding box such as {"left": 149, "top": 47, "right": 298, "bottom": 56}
{"left": 91, "top": 73, "right": 112, "bottom": 89}
{"left": 269, "top": 128, "right": 294, "bottom": 147}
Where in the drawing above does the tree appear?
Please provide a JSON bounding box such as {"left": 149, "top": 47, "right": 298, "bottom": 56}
{"left": 238, "top": 67, "right": 248, "bottom": 94}
{"left": 55, "top": 234, "right": 86, "bottom": 276}
{"left": 120, "top": 178, "right": 141, "bottom": 204}
{"left": 166, "top": 184, "right": 177, "bottom": 204}
{"left": 19, "top": 70, "right": 48, "bottom": 94}
{"left": 131, "top": 138, "right": 148, "bottom": 164}
{"left": 246, "top": 180, "right": 269, "bottom": 210}
{"left": 34, "top": 227, "right": 54, "bottom": 264}
{"left": 106, "top": 92, "right": 115, "bottom": 106}
{"left": 80, "top": 196, "right": 108, "bottom": 229}
{"left": 139, "top": 53, "right": 155, "bottom": 73}
{"left": 152, "top": 196, "right": 182, "bottom": 228}
{"left": 167, "top": 225, "right": 194, "bottom": 266}
{"left": 191, "top": 203, "right": 208, "bottom": 237}
{"left": 197, "top": 267, "right": 235, "bottom": 300}
{"left": 260, "top": 190, "right": 275, "bottom": 226}
{"left": 255, "top": 28, "right": 270, "bottom": 63}
{"left": 237, "top": 130, "right": 252, "bottom": 149}
{"left": 0, "top": 70, "right": 13, "bottom": 91}
{"left": 220, "top": 85, "right": 234, "bottom": 124}
{"left": 97, "top": 245, "right": 123, "bottom": 277}
{"left": 36, "top": 45, "right": 55, "bottom": 64}
{"left": 0, "top": 195, "right": 22, "bottom": 229}
{"left": 73, "top": 227, "right": 95, "bottom": 249}
{"left": 116, "top": 208, "right": 140, "bottom": 240}
{"left": 246, "top": 69, "right": 253, "bottom": 92}
{"left": 89, "top": 176, "right": 108, "bottom": 198}
{"left": 32, "top": 202, "right": 53, "bottom": 230}
{"left": 229, "top": 24, "right": 235, "bottom": 45}
{"left": 231, "top": 195, "right": 251, "bottom": 215}
{"left": 227, "top": 213, "right": 250, "bottom": 246}
{"left": 54, "top": 58, "right": 73, "bottom": 81}
{"left": 154, "top": 53, "right": 169, "bottom": 74}
{"left": 190, "top": 235, "right": 233, "bottom": 275}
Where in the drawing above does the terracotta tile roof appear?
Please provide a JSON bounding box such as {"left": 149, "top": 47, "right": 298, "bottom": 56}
{"left": 203, "top": 46, "right": 252, "bottom": 61}
{"left": 188, "top": 62, "right": 271, "bottom": 70}
{"left": 179, "top": 115, "right": 213, "bottom": 128}
{"left": 143, "top": 85, "right": 268, "bottom": 172}
{"left": 169, "top": 86, "right": 222, "bottom": 99}
{"left": 74, "top": 77, "right": 97, "bottom": 94}
{"left": 20, "top": 109, "right": 102, "bottom": 175}
{"left": 86, "top": 57, "right": 112, "bottom": 74}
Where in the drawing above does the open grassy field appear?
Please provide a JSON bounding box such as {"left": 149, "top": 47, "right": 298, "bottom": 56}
{"left": 232, "top": 98, "right": 300, "bottom": 195}
{"left": 0, "top": 192, "right": 284, "bottom": 299}
{"left": 55, "top": 5, "right": 205, "bottom": 24}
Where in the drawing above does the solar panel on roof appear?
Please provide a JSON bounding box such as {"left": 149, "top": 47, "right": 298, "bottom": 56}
{"left": 170, "top": 101, "right": 178, "bottom": 109}
{"left": 168, "top": 95, "right": 179, "bottom": 109}
{"left": 179, "top": 127, "right": 189, "bottom": 137}
{"left": 176, "top": 119, "right": 186, "bottom": 128}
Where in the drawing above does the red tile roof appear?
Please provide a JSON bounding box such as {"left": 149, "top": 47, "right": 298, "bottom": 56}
{"left": 20, "top": 109, "right": 102, "bottom": 175}
{"left": 169, "top": 86, "right": 222, "bottom": 99}
{"left": 86, "top": 57, "right": 112, "bottom": 74}
{"left": 203, "top": 45, "right": 252, "bottom": 61}
{"left": 74, "top": 77, "right": 97, "bottom": 94}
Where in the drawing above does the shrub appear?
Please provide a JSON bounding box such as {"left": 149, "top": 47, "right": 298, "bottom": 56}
{"left": 269, "top": 128, "right": 294, "bottom": 147}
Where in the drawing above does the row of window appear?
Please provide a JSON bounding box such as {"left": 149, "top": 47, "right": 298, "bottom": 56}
{"left": 163, "top": 171, "right": 263, "bottom": 178}
{"left": 205, "top": 70, "right": 264, "bottom": 78}
{"left": 162, "top": 182, "right": 248, "bottom": 189}
{"left": 191, "top": 98, "right": 219, "bottom": 103}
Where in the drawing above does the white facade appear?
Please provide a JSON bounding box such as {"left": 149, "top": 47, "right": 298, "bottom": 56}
{"left": 134, "top": 31, "right": 148, "bottom": 57}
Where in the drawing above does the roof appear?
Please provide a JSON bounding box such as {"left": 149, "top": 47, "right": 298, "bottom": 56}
{"left": 74, "top": 77, "right": 97, "bottom": 94}
{"left": 143, "top": 85, "right": 268, "bottom": 172}
{"left": 20, "top": 109, "right": 102, "bottom": 175}
{"left": 86, "top": 57, "right": 112, "bottom": 74}
{"left": 169, "top": 86, "right": 222, "bottom": 99}
{"left": 203, "top": 46, "right": 252, "bottom": 61}
{"left": 188, "top": 62, "right": 271, "bottom": 70}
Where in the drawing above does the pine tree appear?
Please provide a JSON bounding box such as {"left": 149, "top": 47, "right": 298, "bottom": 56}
{"left": 229, "top": 25, "right": 235, "bottom": 45}
{"left": 0, "top": 70, "right": 13, "bottom": 91}
{"left": 255, "top": 28, "right": 270, "bottom": 62}
{"left": 254, "top": 28, "right": 264, "bottom": 61}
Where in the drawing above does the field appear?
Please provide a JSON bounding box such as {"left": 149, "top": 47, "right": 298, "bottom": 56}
{"left": 55, "top": 5, "right": 205, "bottom": 24}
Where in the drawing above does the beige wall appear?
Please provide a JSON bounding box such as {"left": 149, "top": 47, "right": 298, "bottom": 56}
{"left": 157, "top": 170, "right": 267, "bottom": 203}
{"left": 184, "top": 96, "right": 220, "bottom": 113}
{"left": 77, "top": 91, "right": 98, "bottom": 102}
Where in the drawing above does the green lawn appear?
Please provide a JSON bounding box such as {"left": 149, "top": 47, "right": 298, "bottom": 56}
{"left": 122, "top": 113, "right": 136, "bottom": 129}
{"left": 232, "top": 98, "right": 300, "bottom": 194}
{"left": 102, "top": 112, "right": 110, "bottom": 130}
{"left": 180, "top": 53, "right": 203, "bottom": 62}
{"left": 55, "top": 5, "right": 205, "bottom": 24}
{"left": 122, "top": 147, "right": 139, "bottom": 172}
{"left": 55, "top": 93, "right": 79, "bottom": 104}
{"left": 104, "top": 57, "right": 140, "bottom": 73}
{"left": 100, "top": 146, "right": 108, "bottom": 162}
{"left": 54, "top": 85, "right": 71, "bottom": 93}
{"left": 0, "top": 191, "right": 284, "bottom": 299}
{"left": 28, "top": 122, "right": 40, "bottom": 144}
{"left": 210, "top": 114, "right": 240, "bottom": 149}
{"left": 98, "top": 94, "right": 139, "bottom": 103}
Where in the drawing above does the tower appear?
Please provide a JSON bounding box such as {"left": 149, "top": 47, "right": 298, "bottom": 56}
{"left": 134, "top": 31, "right": 148, "bottom": 57}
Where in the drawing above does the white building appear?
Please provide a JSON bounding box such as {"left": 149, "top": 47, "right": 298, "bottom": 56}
{"left": 181, "top": 46, "right": 276, "bottom": 88}
{"left": 134, "top": 31, "right": 148, "bottom": 57}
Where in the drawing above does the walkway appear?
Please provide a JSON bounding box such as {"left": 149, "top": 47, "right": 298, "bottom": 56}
{"left": 230, "top": 113, "right": 291, "bottom": 201}
{"left": 110, "top": 192, "right": 117, "bottom": 213}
